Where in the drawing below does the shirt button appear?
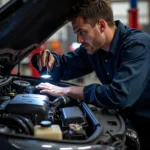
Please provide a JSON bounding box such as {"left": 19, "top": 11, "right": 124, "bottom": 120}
{"left": 105, "top": 59, "right": 108, "bottom": 63}
{"left": 107, "top": 72, "right": 109, "bottom": 75}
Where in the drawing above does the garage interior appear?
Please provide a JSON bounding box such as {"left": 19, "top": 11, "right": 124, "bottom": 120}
{"left": 0, "top": 0, "right": 149, "bottom": 86}
{"left": 0, "top": 0, "right": 150, "bottom": 150}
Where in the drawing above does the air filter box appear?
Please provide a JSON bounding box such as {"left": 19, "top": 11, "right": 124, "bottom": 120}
{"left": 61, "top": 106, "right": 86, "bottom": 127}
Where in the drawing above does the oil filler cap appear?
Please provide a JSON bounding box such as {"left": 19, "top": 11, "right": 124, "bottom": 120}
{"left": 40, "top": 121, "right": 52, "bottom": 127}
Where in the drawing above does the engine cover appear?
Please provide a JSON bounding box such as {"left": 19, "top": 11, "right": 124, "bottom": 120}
{"left": 5, "top": 94, "right": 49, "bottom": 125}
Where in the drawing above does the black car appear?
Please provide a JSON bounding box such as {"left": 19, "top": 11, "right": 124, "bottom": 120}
{"left": 0, "top": 0, "right": 140, "bottom": 150}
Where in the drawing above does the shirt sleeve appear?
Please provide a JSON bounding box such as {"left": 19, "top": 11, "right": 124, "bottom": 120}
{"left": 83, "top": 43, "right": 150, "bottom": 110}
{"left": 31, "top": 46, "right": 93, "bottom": 81}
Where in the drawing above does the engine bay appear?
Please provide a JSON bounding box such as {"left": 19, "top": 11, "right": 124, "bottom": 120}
{"left": 0, "top": 75, "right": 137, "bottom": 149}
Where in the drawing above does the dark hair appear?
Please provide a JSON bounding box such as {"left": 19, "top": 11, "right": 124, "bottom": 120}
{"left": 68, "top": 0, "right": 115, "bottom": 27}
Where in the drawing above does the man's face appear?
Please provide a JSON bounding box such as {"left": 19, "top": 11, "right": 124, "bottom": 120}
{"left": 72, "top": 16, "right": 105, "bottom": 54}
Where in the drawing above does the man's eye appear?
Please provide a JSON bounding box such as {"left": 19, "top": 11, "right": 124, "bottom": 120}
{"left": 79, "top": 31, "right": 87, "bottom": 36}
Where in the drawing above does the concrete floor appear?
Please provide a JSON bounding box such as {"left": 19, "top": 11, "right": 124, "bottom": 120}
{"left": 67, "top": 72, "right": 101, "bottom": 86}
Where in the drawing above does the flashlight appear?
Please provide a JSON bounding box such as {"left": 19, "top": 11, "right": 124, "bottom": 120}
{"left": 41, "top": 51, "right": 51, "bottom": 78}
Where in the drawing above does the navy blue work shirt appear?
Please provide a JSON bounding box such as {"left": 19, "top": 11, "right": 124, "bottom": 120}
{"left": 32, "top": 20, "right": 150, "bottom": 119}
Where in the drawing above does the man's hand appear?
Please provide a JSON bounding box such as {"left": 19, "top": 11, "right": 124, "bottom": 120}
{"left": 37, "top": 49, "right": 55, "bottom": 71}
{"left": 36, "top": 82, "right": 66, "bottom": 97}
{"left": 35, "top": 82, "right": 85, "bottom": 100}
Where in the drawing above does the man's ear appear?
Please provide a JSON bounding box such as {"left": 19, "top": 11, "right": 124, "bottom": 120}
{"left": 98, "top": 19, "right": 106, "bottom": 32}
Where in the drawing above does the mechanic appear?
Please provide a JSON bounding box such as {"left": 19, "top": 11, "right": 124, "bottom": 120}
{"left": 32, "top": 0, "right": 150, "bottom": 149}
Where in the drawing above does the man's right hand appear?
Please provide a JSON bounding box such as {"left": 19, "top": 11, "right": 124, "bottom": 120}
{"left": 37, "top": 49, "right": 55, "bottom": 71}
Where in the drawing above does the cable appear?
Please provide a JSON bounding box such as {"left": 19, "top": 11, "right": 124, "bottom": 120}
{"left": 13, "top": 115, "right": 34, "bottom": 135}
{"left": 0, "top": 114, "right": 32, "bottom": 135}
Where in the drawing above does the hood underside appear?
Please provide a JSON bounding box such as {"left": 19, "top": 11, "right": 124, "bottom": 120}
{"left": 0, "top": 0, "right": 79, "bottom": 76}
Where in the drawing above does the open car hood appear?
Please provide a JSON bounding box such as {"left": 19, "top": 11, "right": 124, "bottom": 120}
{"left": 0, "top": 0, "right": 78, "bottom": 76}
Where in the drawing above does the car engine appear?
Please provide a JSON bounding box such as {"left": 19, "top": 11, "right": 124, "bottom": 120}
{"left": 0, "top": 75, "right": 140, "bottom": 150}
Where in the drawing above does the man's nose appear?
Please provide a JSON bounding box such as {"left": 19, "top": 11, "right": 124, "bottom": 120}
{"left": 77, "top": 35, "right": 84, "bottom": 44}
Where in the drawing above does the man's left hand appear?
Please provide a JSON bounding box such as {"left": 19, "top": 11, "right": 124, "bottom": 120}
{"left": 35, "top": 82, "right": 67, "bottom": 97}
{"left": 35, "top": 82, "right": 85, "bottom": 100}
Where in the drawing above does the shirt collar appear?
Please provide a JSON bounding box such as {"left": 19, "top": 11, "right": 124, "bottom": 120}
{"left": 109, "top": 20, "right": 126, "bottom": 54}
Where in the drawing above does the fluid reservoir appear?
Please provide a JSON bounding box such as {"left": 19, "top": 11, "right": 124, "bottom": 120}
{"left": 34, "top": 121, "right": 62, "bottom": 140}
